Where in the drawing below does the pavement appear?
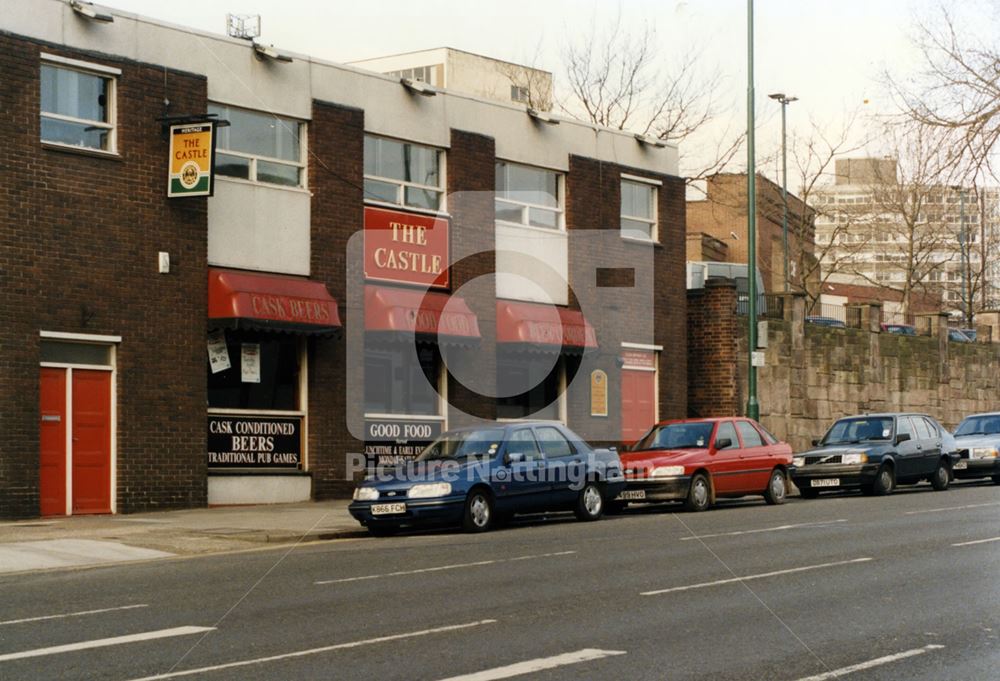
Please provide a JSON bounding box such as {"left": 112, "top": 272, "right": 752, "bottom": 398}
{"left": 0, "top": 480, "right": 997, "bottom": 680}
{"left": 0, "top": 500, "right": 364, "bottom": 574}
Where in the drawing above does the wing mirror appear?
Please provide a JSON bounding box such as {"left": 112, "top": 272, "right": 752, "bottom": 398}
{"left": 895, "top": 433, "right": 911, "bottom": 445}
{"left": 714, "top": 438, "right": 732, "bottom": 450}
{"left": 812, "top": 438, "right": 821, "bottom": 447}
{"left": 504, "top": 451, "right": 525, "bottom": 465}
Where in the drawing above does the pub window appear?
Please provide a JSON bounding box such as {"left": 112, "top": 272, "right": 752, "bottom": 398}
{"left": 40, "top": 58, "right": 117, "bottom": 153}
{"left": 208, "top": 103, "right": 305, "bottom": 188}
{"left": 497, "top": 352, "right": 579, "bottom": 420}
{"left": 495, "top": 161, "right": 564, "bottom": 230}
{"left": 364, "top": 135, "right": 443, "bottom": 211}
{"left": 207, "top": 331, "right": 301, "bottom": 411}
{"left": 620, "top": 178, "right": 658, "bottom": 241}
{"left": 364, "top": 343, "right": 441, "bottom": 416}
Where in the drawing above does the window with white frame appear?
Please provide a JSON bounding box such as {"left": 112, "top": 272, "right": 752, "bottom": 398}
{"left": 621, "top": 178, "right": 657, "bottom": 241}
{"left": 364, "top": 136, "right": 443, "bottom": 211}
{"left": 207, "top": 103, "right": 305, "bottom": 188}
{"left": 40, "top": 59, "right": 116, "bottom": 152}
{"left": 495, "top": 162, "right": 563, "bottom": 230}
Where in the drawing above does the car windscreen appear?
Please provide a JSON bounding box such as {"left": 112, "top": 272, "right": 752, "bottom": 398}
{"left": 955, "top": 415, "right": 1000, "bottom": 437}
{"left": 416, "top": 429, "right": 506, "bottom": 461}
{"left": 823, "top": 417, "right": 894, "bottom": 445}
{"left": 633, "top": 422, "right": 714, "bottom": 451}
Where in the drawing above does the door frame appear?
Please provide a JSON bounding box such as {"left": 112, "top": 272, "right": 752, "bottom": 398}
{"left": 39, "top": 331, "right": 119, "bottom": 515}
{"left": 620, "top": 342, "right": 661, "bottom": 441}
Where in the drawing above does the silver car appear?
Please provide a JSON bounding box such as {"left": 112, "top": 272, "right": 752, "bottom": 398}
{"left": 951, "top": 413, "right": 1000, "bottom": 484}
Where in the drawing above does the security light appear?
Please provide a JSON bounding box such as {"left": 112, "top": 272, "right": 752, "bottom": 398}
{"left": 401, "top": 78, "right": 437, "bottom": 96}
{"left": 527, "top": 108, "right": 559, "bottom": 125}
{"left": 69, "top": 0, "right": 114, "bottom": 23}
{"left": 634, "top": 133, "right": 667, "bottom": 148}
{"left": 252, "top": 41, "right": 293, "bottom": 63}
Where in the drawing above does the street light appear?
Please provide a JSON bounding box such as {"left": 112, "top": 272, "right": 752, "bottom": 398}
{"left": 768, "top": 93, "right": 798, "bottom": 293}
{"left": 747, "top": 0, "right": 759, "bottom": 421}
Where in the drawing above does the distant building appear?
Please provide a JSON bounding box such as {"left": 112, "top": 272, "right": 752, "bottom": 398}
{"left": 348, "top": 47, "right": 554, "bottom": 111}
{"left": 813, "top": 158, "right": 1000, "bottom": 319}
{"left": 687, "top": 173, "right": 817, "bottom": 295}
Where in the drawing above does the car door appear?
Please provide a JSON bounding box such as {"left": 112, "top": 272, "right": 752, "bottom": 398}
{"left": 495, "top": 428, "right": 548, "bottom": 510}
{"left": 735, "top": 420, "right": 771, "bottom": 492}
{"left": 534, "top": 425, "right": 581, "bottom": 506}
{"left": 920, "top": 417, "right": 944, "bottom": 474}
{"left": 895, "top": 416, "right": 926, "bottom": 480}
{"left": 710, "top": 421, "right": 744, "bottom": 494}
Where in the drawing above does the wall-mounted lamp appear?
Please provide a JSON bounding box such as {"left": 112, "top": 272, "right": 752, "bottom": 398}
{"left": 634, "top": 133, "right": 666, "bottom": 148}
{"left": 401, "top": 78, "right": 437, "bottom": 97}
{"left": 69, "top": 0, "right": 114, "bottom": 23}
{"left": 527, "top": 108, "right": 559, "bottom": 125}
{"left": 252, "top": 41, "right": 293, "bottom": 63}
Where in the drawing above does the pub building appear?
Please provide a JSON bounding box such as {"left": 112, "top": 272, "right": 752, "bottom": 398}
{"left": 0, "top": 1, "right": 687, "bottom": 518}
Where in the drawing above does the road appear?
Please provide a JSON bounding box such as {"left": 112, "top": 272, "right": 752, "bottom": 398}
{"left": 0, "top": 481, "right": 998, "bottom": 681}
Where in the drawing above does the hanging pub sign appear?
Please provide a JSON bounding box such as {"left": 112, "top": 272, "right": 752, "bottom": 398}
{"left": 364, "top": 417, "right": 444, "bottom": 467}
{"left": 208, "top": 415, "right": 301, "bottom": 468}
{"left": 364, "top": 207, "right": 450, "bottom": 289}
{"left": 168, "top": 121, "right": 215, "bottom": 197}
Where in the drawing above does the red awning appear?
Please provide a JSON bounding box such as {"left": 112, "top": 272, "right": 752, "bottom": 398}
{"left": 495, "top": 300, "right": 598, "bottom": 349}
{"left": 208, "top": 268, "right": 341, "bottom": 335}
{"left": 365, "top": 286, "right": 481, "bottom": 340}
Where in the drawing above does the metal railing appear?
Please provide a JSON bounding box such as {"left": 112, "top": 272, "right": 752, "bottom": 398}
{"left": 736, "top": 294, "right": 784, "bottom": 319}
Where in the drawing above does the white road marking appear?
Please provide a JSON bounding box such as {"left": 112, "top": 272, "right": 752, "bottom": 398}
{"left": 794, "top": 644, "right": 945, "bottom": 681}
{"left": 905, "top": 501, "right": 1000, "bottom": 515}
{"left": 315, "top": 551, "right": 577, "bottom": 584}
{"left": 125, "top": 620, "right": 497, "bottom": 681}
{"left": 0, "top": 521, "right": 57, "bottom": 528}
{"left": 641, "top": 557, "right": 873, "bottom": 596}
{"left": 434, "top": 648, "right": 627, "bottom": 681}
{"left": 952, "top": 535, "right": 1000, "bottom": 547}
{"left": 0, "top": 604, "right": 148, "bottom": 626}
{"left": 0, "top": 626, "right": 214, "bottom": 662}
{"left": 679, "top": 520, "right": 848, "bottom": 540}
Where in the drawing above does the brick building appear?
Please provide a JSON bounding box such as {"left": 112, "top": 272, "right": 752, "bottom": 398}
{"left": 0, "top": 0, "right": 687, "bottom": 518}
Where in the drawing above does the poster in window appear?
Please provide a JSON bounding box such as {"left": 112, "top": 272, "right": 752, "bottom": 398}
{"left": 241, "top": 343, "right": 261, "bottom": 383}
{"left": 207, "top": 330, "right": 231, "bottom": 374}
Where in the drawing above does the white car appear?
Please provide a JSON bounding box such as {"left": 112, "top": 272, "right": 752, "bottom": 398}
{"left": 951, "top": 413, "right": 1000, "bottom": 484}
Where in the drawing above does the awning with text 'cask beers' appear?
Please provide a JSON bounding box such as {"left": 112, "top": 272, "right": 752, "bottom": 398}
{"left": 495, "top": 300, "right": 598, "bottom": 351}
{"left": 208, "top": 268, "right": 342, "bottom": 335}
{"left": 364, "top": 285, "right": 481, "bottom": 342}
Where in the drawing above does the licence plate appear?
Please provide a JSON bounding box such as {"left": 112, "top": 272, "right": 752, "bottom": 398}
{"left": 371, "top": 503, "right": 406, "bottom": 516}
{"left": 616, "top": 490, "right": 646, "bottom": 501}
{"left": 954, "top": 461, "right": 968, "bottom": 470}
{"left": 811, "top": 479, "right": 840, "bottom": 488}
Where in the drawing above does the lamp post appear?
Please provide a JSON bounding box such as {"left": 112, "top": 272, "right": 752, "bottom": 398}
{"left": 746, "top": 0, "right": 759, "bottom": 421}
{"left": 768, "top": 93, "right": 797, "bottom": 293}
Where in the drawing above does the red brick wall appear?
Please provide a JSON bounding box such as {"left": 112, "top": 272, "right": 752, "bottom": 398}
{"left": 566, "top": 155, "right": 688, "bottom": 444}
{"left": 0, "top": 35, "right": 208, "bottom": 516}
{"left": 687, "top": 280, "right": 740, "bottom": 417}
{"left": 308, "top": 100, "right": 365, "bottom": 498}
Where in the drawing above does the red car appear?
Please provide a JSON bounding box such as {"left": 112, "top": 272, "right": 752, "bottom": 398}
{"left": 614, "top": 417, "right": 793, "bottom": 512}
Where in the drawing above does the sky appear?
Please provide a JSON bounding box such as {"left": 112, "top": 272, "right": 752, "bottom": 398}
{"left": 94, "top": 0, "right": 987, "bottom": 182}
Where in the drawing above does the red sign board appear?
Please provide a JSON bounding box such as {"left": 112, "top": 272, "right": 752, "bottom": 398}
{"left": 364, "top": 207, "right": 449, "bottom": 289}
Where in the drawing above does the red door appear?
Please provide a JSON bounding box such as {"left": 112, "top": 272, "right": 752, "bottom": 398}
{"left": 621, "top": 369, "right": 656, "bottom": 443}
{"left": 39, "top": 368, "right": 67, "bottom": 517}
{"left": 71, "top": 370, "right": 112, "bottom": 514}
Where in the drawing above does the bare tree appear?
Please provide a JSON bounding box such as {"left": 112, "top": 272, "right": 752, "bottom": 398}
{"left": 558, "top": 12, "right": 743, "bottom": 183}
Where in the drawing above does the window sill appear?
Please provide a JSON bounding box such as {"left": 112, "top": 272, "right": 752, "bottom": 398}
{"left": 620, "top": 235, "right": 661, "bottom": 247}
{"left": 41, "top": 141, "right": 121, "bottom": 161}
{"left": 364, "top": 199, "right": 450, "bottom": 219}
{"left": 207, "top": 408, "right": 306, "bottom": 417}
{"left": 363, "top": 413, "right": 446, "bottom": 421}
{"left": 495, "top": 220, "right": 567, "bottom": 236}
{"left": 214, "top": 175, "right": 311, "bottom": 195}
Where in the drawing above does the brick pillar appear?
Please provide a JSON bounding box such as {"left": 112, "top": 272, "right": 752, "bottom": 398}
{"left": 848, "top": 303, "right": 882, "bottom": 333}
{"left": 687, "top": 279, "right": 739, "bottom": 417}
{"left": 917, "top": 312, "right": 950, "bottom": 383}
{"left": 976, "top": 310, "right": 1000, "bottom": 343}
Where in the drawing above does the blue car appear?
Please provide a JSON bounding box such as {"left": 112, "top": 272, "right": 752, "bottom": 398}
{"left": 349, "top": 422, "right": 625, "bottom": 535}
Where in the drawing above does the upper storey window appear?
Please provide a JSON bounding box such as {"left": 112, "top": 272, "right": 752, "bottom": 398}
{"left": 209, "top": 103, "right": 305, "bottom": 188}
{"left": 40, "top": 56, "right": 118, "bottom": 153}
{"left": 364, "top": 135, "right": 443, "bottom": 212}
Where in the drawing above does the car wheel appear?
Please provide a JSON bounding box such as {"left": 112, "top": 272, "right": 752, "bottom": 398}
{"left": 930, "top": 460, "right": 950, "bottom": 491}
{"left": 872, "top": 464, "right": 895, "bottom": 496}
{"left": 367, "top": 523, "right": 399, "bottom": 537}
{"left": 574, "top": 481, "right": 605, "bottom": 521}
{"left": 763, "top": 469, "right": 788, "bottom": 505}
{"left": 684, "top": 473, "right": 711, "bottom": 512}
{"left": 462, "top": 489, "right": 494, "bottom": 533}
{"left": 799, "top": 485, "right": 820, "bottom": 499}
